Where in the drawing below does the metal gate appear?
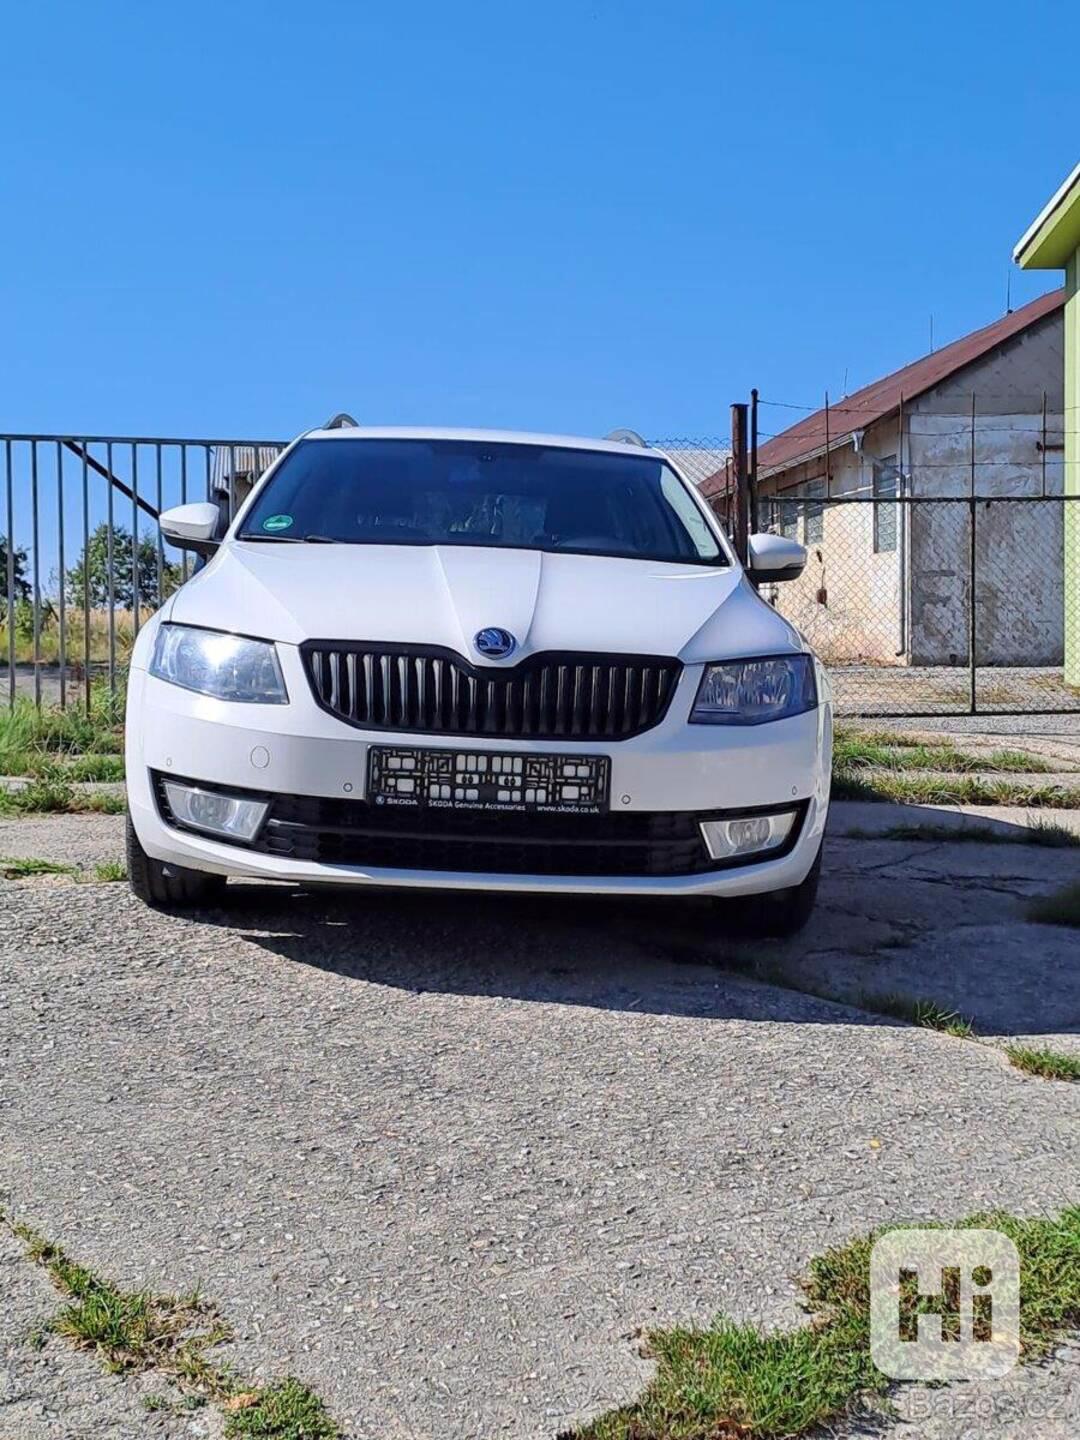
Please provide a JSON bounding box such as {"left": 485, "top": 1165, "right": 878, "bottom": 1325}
{"left": 764, "top": 492, "right": 1080, "bottom": 716}
{"left": 0, "top": 433, "right": 284, "bottom": 710}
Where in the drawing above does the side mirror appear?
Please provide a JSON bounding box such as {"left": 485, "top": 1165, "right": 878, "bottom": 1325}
{"left": 747, "top": 532, "right": 807, "bottom": 583}
{"left": 160, "top": 502, "right": 221, "bottom": 557}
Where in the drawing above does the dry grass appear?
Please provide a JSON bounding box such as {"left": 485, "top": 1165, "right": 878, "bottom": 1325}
{"left": 0, "top": 608, "right": 153, "bottom": 666}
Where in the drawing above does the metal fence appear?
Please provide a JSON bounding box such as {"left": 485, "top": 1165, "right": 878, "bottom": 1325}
{"left": 761, "top": 492, "right": 1079, "bottom": 716}
{"left": 0, "top": 434, "right": 284, "bottom": 710}
{"left": 1, "top": 429, "right": 1075, "bottom": 720}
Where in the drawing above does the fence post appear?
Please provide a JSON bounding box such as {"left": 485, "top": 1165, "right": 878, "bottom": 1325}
{"left": 749, "top": 388, "right": 759, "bottom": 535}
{"left": 969, "top": 392, "right": 977, "bottom": 715}
{"left": 731, "top": 402, "right": 749, "bottom": 565}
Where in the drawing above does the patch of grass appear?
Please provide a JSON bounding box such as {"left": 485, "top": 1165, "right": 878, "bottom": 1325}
{"left": 78, "top": 789, "right": 126, "bottom": 815}
{"left": 0, "top": 855, "right": 76, "bottom": 879}
{"left": 224, "top": 1378, "right": 339, "bottom": 1440}
{"left": 0, "top": 768, "right": 126, "bottom": 817}
{"left": 833, "top": 728, "right": 1054, "bottom": 776}
{"left": 860, "top": 991, "right": 974, "bottom": 1038}
{"left": 1005, "top": 1045, "right": 1080, "bottom": 1082}
{"left": 841, "top": 820, "right": 1080, "bottom": 848}
{"left": 1026, "top": 882, "right": 1080, "bottom": 929}
{"left": 4, "top": 1221, "right": 340, "bottom": 1440}
{"left": 91, "top": 859, "right": 127, "bottom": 882}
{"left": 562, "top": 1208, "right": 1080, "bottom": 1440}
{"left": 832, "top": 770, "right": 1080, "bottom": 809}
{"left": 0, "top": 686, "right": 124, "bottom": 762}
{"left": 0, "top": 750, "right": 125, "bottom": 781}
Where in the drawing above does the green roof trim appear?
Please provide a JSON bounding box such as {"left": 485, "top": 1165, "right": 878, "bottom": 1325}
{"left": 1015, "top": 162, "right": 1080, "bottom": 269}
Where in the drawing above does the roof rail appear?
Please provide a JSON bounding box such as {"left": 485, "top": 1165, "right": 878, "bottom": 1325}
{"left": 324, "top": 412, "right": 359, "bottom": 430}
{"left": 605, "top": 428, "right": 648, "bottom": 447}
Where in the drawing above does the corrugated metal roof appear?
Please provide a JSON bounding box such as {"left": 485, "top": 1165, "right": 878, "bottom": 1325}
{"left": 211, "top": 444, "right": 284, "bottom": 486}
{"left": 700, "top": 287, "right": 1065, "bottom": 495}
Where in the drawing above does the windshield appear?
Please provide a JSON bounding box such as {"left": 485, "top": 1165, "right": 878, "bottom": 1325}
{"left": 237, "top": 439, "right": 726, "bottom": 566}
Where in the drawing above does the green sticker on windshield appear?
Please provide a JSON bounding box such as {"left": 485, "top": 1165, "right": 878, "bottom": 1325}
{"left": 262, "top": 513, "right": 293, "bottom": 532}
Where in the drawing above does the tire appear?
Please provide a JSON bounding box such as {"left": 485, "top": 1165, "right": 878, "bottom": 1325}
{"left": 126, "top": 812, "right": 228, "bottom": 911}
{"left": 719, "top": 841, "right": 823, "bottom": 940}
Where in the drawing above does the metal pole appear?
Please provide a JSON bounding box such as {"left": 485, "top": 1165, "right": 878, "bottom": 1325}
{"left": 82, "top": 446, "right": 91, "bottom": 714}
{"left": 56, "top": 440, "right": 66, "bottom": 708}
{"left": 749, "top": 387, "right": 759, "bottom": 534}
{"left": 969, "top": 392, "right": 977, "bottom": 715}
{"left": 155, "top": 443, "right": 164, "bottom": 605}
{"left": 30, "top": 441, "right": 40, "bottom": 709}
{"left": 131, "top": 442, "right": 140, "bottom": 638}
{"left": 824, "top": 390, "right": 831, "bottom": 492}
{"left": 106, "top": 441, "right": 116, "bottom": 696}
{"left": 1041, "top": 390, "right": 1048, "bottom": 497}
{"left": 731, "top": 402, "right": 749, "bottom": 565}
{"left": 5, "top": 440, "right": 14, "bottom": 709}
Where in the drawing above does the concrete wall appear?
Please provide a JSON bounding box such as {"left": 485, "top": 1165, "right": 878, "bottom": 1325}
{"left": 760, "top": 422, "right": 904, "bottom": 664}
{"left": 905, "top": 406, "right": 1064, "bottom": 665}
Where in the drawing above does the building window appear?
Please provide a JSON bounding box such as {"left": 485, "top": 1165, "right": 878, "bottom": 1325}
{"left": 778, "top": 491, "right": 799, "bottom": 539}
{"left": 873, "top": 456, "right": 899, "bottom": 552}
{"left": 804, "top": 479, "right": 825, "bottom": 545}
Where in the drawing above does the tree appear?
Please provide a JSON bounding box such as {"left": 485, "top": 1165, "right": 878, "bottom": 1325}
{"left": 66, "top": 523, "right": 182, "bottom": 610}
{"left": 0, "top": 534, "right": 31, "bottom": 612}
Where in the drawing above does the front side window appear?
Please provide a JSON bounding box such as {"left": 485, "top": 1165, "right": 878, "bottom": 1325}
{"left": 238, "top": 439, "right": 726, "bottom": 566}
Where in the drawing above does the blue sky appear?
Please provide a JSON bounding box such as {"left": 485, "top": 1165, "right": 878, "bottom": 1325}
{"left": 1, "top": 0, "right": 1077, "bottom": 447}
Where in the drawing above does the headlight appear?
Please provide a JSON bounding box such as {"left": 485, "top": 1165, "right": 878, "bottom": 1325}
{"left": 150, "top": 624, "right": 288, "bottom": 704}
{"left": 690, "top": 654, "right": 816, "bottom": 726}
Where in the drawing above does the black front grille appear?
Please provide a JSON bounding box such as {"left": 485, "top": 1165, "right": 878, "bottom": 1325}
{"left": 153, "top": 774, "right": 806, "bottom": 879}
{"left": 300, "top": 643, "right": 681, "bottom": 740}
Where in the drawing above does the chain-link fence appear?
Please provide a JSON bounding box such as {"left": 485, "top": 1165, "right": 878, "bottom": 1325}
{"left": 758, "top": 493, "right": 1079, "bottom": 715}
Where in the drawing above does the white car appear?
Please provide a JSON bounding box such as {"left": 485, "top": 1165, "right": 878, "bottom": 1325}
{"left": 125, "top": 424, "right": 831, "bottom": 935}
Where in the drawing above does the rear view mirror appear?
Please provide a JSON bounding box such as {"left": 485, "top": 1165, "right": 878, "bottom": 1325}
{"left": 747, "top": 532, "right": 806, "bottom": 583}
{"left": 159, "top": 502, "right": 221, "bottom": 557}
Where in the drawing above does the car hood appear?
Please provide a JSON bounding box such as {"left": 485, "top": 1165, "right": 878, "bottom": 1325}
{"left": 167, "top": 542, "right": 804, "bottom": 663}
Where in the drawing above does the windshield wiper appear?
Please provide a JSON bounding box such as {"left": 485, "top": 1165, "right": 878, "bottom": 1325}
{"left": 302, "top": 534, "right": 338, "bottom": 544}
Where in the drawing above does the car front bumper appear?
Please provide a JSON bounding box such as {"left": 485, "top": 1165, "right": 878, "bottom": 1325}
{"left": 126, "top": 659, "right": 831, "bottom": 898}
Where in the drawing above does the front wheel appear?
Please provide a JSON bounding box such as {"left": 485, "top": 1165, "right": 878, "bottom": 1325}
{"left": 717, "top": 842, "right": 823, "bottom": 939}
{"left": 126, "top": 813, "right": 228, "bottom": 911}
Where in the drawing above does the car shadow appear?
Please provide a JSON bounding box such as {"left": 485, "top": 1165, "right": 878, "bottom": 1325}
{"left": 193, "top": 880, "right": 895, "bottom": 1028}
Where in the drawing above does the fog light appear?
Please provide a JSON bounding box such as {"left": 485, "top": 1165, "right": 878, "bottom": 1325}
{"left": 699, "top": 809, "right": 797, "bottom": 861}
{"left": 163, "top": 781, "right": 268, "bottom": 841}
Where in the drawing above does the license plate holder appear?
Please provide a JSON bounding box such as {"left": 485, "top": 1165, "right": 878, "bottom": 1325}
{"left": 367, "top": 746, "right": 610, "bottom": 814}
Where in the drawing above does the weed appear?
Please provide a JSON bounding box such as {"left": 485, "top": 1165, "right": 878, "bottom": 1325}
{"left": 0, "top": 855, "right": 76, "bottom": 879}
{"left": 832, "top": 771, "right": 1080, "bottom": 809}
{"left": 5, "top": 1221, "right": 340, "bottom": 1440}
{"left": 1005, "top": 1045, "right": 1080, "bottom": 1082}
{"left": 562, "top": 1208, "right": 1080, "bottom": 1440}
{"left": 860, "top": 992, "right": 974, "bottom": 1038}
{"left": 0, "top": 776, "right": 126, "bottom": 818}
{"left": 224, "top": 1378, "right": 339, "bottom": 1440}
{"left": 92, "top": 860, "right": 127, "bottom": 883}
{"left": 0, "top": 687, "right": 123, "bottom": 764}
{"left": 1026, "top": 882, "right": 1080, "bottom": 929}
{"left": 832, "top": 728, "right": 1054, "bottom": 777}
